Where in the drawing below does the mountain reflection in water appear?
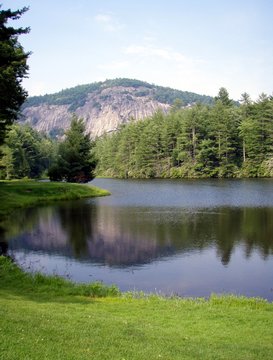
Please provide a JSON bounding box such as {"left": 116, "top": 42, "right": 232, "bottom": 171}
{"left": 5, "top": 200, "right": 273, "bottom": 267}
{"left": 3, "top": 178, "right": 273, "bottom": 299}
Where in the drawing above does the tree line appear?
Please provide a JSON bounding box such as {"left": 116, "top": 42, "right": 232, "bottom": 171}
{"left": 1, "top": 90, "right": 273, "bottom": 183}
{"left": 95, "top": 89, "right": 273, "bottom": 178}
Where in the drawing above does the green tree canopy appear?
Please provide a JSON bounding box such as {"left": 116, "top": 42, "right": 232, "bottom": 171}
{"left": 0, "top": 123, "right": 53, "bottom": 179}
{"left": 48, "top": 116, "right": 96, "bottom": 183}
{"left": 95, "top": 89, "right": 273, "bottom": 179}
{"left": 0, "top": 5, "right": 30, "bottom": 145}
{"left": 214, "top": 87, "right": 233, "bottom": 107}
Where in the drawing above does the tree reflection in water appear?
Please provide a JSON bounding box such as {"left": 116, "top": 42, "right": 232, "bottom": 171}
{"left": 58, "top": 201, "right": 96, "bottom": 258}
{"left": 4, "top": 201, "right": 273, "bottom": 267}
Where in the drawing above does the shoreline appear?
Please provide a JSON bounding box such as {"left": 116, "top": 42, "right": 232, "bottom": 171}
{"left": 0, "top": 180, "right": 110, "bottom": 218}
{"left": 0, "top": 256, "right": 272, "bottom": 359}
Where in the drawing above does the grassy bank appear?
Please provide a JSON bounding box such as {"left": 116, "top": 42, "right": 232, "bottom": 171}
{"left": 0, "top": 180, "right": 110, "bottom": 217}
{"left": 0, "top": 257, "right": 272, "bottom": 360}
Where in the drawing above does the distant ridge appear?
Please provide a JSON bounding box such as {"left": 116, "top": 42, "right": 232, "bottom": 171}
{"left": 20, "top": 78, "right": 214, "bottom": 138}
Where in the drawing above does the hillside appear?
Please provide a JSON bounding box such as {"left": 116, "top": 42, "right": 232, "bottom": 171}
{"left": 20, "top": 78, "right": 213, "bottom": 138}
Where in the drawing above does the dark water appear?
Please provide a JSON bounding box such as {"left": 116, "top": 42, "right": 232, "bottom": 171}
{"left": 2, "top": 178, "right": 273, "bottom": 300}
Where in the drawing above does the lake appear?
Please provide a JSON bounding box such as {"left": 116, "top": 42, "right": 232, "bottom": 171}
{"left": 2, "top": 178, "right": 273, "bottom": 300}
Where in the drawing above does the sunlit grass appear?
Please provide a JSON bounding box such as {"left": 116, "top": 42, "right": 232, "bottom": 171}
{"left": 0, "top": 257, "right": 272, "bottom": 360}
{"left": 0, "top": 180, "right": 110, "bottom": 217}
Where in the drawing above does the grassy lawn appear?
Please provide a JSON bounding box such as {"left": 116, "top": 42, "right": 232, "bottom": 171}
{"left": 0, "top": 257, "right": 272, "bottom": 360}
{"left": 0, "top": 180, "right": 110, "bottom": 218}
{"left": 0, "top": 181, "right": 272, "bottom": 359}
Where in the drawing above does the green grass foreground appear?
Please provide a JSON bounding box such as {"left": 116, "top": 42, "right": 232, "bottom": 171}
{"left": 0, "top": 180, "right": 110, "bottom": 217}
{"left": 0, "top": 257, "right": 272, "bottom": 360}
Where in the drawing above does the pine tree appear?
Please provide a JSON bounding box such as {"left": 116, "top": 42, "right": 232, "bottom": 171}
{"left": 48, "top": 116, "right": 96, "bottom": 182}
{"left": 0, "top": 6, "right": 30, "bottom": 145}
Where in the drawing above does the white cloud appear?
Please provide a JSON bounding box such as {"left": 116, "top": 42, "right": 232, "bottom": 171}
{"left": 94, "top": 13, "right": 124, "bottom": 32}
{"left": 121, "top": 42, "right": 216, "bottom": 96}
{"left": 124, "top": 44, "right": 191, "bottom": 64}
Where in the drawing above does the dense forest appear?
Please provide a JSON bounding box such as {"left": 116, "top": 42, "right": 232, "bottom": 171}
{"left": 1, "top": 88, "right": 273, "bottom": 180}
{"left": 95, "top": 89, "right": 273, "bottom": 179}
{"left": 0, "top": 117, "right": 96, "bottom": 182}
{"left": 0, "top": 124, "right": 54, "bottom": 179}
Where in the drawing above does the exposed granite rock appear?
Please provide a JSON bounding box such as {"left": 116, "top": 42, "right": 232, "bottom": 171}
{"left": 21, "top": 85, "right": 170, "bottom": 138}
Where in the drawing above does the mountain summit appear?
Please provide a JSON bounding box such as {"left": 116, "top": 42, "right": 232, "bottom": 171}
{"left": 20, "top": 78, "right": 213, "bottom": 138}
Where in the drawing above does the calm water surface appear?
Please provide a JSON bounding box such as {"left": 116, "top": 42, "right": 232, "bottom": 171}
{"left": 2, "top": 178, "right": 273, "bottom": 300}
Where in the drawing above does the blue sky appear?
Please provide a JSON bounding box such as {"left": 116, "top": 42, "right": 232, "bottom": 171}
{"left": 3, "top": 0, "right": 273, "bottom": 100}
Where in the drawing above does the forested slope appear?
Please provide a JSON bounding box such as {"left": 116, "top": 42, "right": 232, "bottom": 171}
{"left": 95, "top": 92, "right": 273, "bottom": 178}
{"left": 22, "top": 78, "right": 213, "bottom": 110}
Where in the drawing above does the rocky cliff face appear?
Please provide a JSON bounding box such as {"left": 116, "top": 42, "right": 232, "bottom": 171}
{"left": 21, "top": 85, "right": 170, "bottom": 138}
{"left": 20, "top": 78, "right": 213, "bottom": 138}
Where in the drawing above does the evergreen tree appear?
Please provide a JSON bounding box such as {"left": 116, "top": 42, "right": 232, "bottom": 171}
{"left": 94, "top": 133, "right": 117, "bottom": 177}
{"left": 208, "top": 89, "right": 241, "bottom": 177}
{"left": 256, "top": 94, "right": 273, "bottom": 157}
{"left": 0, "top": 6, "right": 30, "bottom": 145}
{"left": 48, "top": 116, "right": 96, "bottom": 183}
{"left": 214, "top": 87, "right": 233, "bottom": 107}
{"left": 161, "top": 110, "right": 182, "bottom": 175}
{"left": 239, "top": 93, "right": 252, "bottom": 163}
{"left": 94, "top": 89, "right": 273, "bottom": 179}
{"left": 114, "top": 122, "right": 139, "bottom": 178}
{"left": 135, "top": 112, "right": 165, "bottom": 178}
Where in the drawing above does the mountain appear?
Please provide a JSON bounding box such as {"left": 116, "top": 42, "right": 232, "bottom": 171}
{"left": 20, "top": 78, "right": 214, "bottom": 138}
